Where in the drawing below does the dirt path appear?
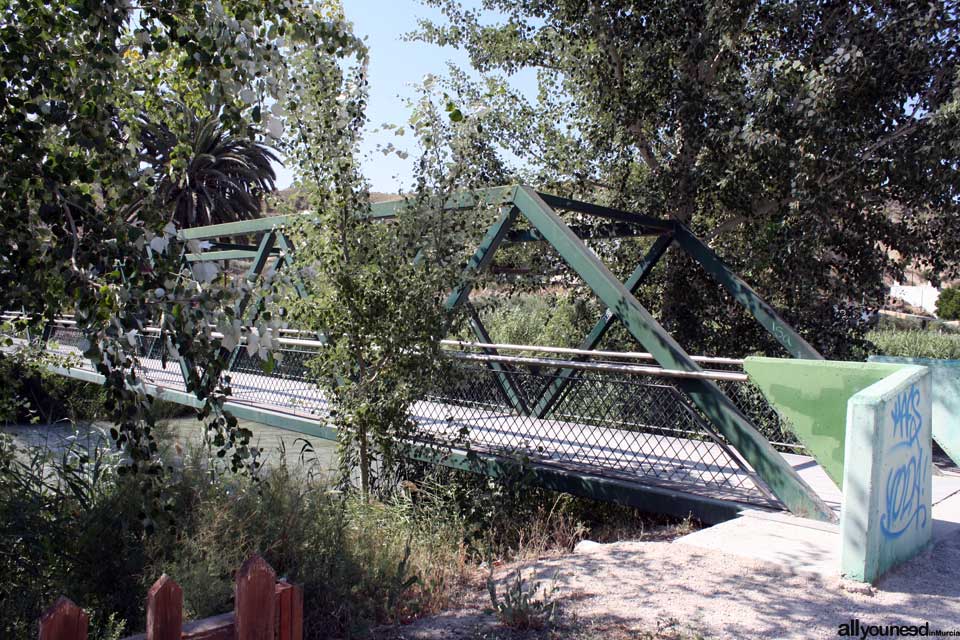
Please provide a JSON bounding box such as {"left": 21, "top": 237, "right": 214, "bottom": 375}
{"left": 383, "top": 530, "right": 960, "bottom": 639}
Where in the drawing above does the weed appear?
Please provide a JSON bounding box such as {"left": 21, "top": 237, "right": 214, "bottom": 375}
{"left": 486, "top": 565, "right": 559, "bottom": 631}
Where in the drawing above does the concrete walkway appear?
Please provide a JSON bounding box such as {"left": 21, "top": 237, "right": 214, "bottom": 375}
{"left": 676, "top": 467, "right": 960, "bottom": 578}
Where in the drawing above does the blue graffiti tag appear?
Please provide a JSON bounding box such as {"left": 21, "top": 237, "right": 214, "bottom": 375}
{"left": 880, "top": 383, "right": 928, "bottom": 539}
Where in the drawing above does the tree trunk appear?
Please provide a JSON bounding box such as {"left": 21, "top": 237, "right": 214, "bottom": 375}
{"left": 358, "top": 422, "right": 370, "bottom": 497}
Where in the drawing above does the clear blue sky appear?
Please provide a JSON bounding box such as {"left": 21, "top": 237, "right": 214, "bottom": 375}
{"left": 274, "top": 0, "right": 536, "bottom": 193}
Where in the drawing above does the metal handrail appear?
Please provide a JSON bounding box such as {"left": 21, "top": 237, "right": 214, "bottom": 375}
{"left": 448, "top": 351, "right": 748, "bottom": 382}
{"left": 17, "top": 315, "right": 751, "bottom": 381}
{"left": 439, "top": 338, "right": 744, "bottom": 366}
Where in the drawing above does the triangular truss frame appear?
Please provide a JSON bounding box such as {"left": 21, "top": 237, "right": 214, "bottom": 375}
{"left": 180, "top": 184, "right": 834, "bottom": 522}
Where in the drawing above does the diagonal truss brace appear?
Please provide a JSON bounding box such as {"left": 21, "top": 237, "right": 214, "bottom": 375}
{"left": 673, "top": 224, "right": 823, "bottom": 361}
{"left": 444, "top": 205, "right": 529, "bottom": 415}
{"left": 530, "top": 232, "right": 675, "bottom": 418}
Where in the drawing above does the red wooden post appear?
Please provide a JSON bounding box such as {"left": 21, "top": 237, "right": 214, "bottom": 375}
{"left": 146, "top": 574, "right": 183, "bottom": 640}
{"left": 235, "top": 555, "right": 276, "bottom": 640}
{"left": 274, "top": 582, "right": 303, "bottom": 640}
{"left": 38, "top": 596, "right": 88, "bottom": 640}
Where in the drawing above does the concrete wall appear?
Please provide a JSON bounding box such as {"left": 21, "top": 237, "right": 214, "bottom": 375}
{"left": 869, "top": 356, "right": 960, "bottom": 466}
{"left": 744, "top": 358, "right": 903, "bottom": 485}
{"left": 840, "top": 365, "right": 933, "bottom": 584}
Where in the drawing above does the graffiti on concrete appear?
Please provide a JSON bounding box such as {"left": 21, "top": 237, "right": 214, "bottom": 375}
{"left": 880, "top": 383, "right": 928, "bottom": 539}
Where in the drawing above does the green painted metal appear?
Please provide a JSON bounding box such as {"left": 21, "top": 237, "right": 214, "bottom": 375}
{"left": 505, "top": 222, "right": 658, "bottom": 243}
{"left": 274, "top": 233, "right": 308, "bottom": 300}
{"left": 444, "top": 203, "right": 518, "bottom": 310}
{"left": 222, "top": 232, "right": 280, "bottom": 373}
{"left": 237, "top": 232, "right": 278, "bottom": 316}
{"left": 869, "top": 356, "right": 960, "bottom": 465}
{"left": 369, "top": 185, "right": 516, "bottom": 220}
{"left": 406, "top": 446, "right": 751, "bottom": 524}
{"left": 179, "top": 186, "right": 516, "bottom": 241}
{"left": 443, "top": 203, "right": 528, "bottom": 413}
{"left": 531, "top": 233, "right": 675, "bottom": 418}
{"left": 209, "top": 241, "right": 262, "bottom": 251}
{"left": 185, "top": 249, "right": 275, "bottom": 262}
{"left": 65, "top": 183, "right": 829, "bottom": 520}
{"left": 465, "top": 304, "right": 529, "bottom": 415}
{"left": 744, "top": 357, "right": 902, "bottom": 486}
{"left": 537, "top": 193, "right": 675, "bottom": 231}
{"left": 511, "top": 186, "right": 835, "bottom": 521}
{"left": 672, "top": 225, "right": 823, "bottom": 361}
{"left": 179, "top": 215, "right": 299, "bottom": 240}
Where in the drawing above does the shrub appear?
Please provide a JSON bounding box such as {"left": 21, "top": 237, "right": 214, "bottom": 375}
{"left": 936, "top": 286, "right": 960, "bottom": 320}
{"left": 476, "top": 292, "right": 594, "bottom": 348}
{"left": 867, "top": 329, "right": 960, "bottom": 360}
{"left": 0, "top": 431, "right": 149, "bottom": 639}
{"left": 145, "top": 457, "right": 470, "bottom": 637}
{"left": 0, "top": 354, "right": 109, "bottom": 425}
{"left": 0, "top": 430, "right": 473, "bottom": 639}
{"left": 486, "top": 566, "right": 558, "bottom": 630}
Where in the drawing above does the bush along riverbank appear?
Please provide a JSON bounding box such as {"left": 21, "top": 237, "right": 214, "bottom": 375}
{"left": 0, "top": 412, "right": 675, "bottom": 639}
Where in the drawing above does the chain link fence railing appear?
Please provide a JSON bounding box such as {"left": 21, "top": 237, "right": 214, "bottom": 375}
{"left": 21, "top": 320, "right": 799, "bottom": 507}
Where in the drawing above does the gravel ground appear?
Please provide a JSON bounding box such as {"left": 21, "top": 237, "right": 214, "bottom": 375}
{"left": 382, "top": 529, "right": 960, "bottom": 640}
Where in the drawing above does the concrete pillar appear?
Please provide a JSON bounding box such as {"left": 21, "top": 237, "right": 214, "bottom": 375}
{"left": 840, "top": 365, "right": 933, "bottom": 583}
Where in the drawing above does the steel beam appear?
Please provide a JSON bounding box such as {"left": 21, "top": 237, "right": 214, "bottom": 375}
{"left": 536, "top": 193, "right": 675, "bottom": 231}
{"left": 512, "top": 186, "right": 835, "bottom": 522}
{"left": 368, "top": 185, "right": 517, "bottom": 220}
{"left": 464, "top": 305, "right": 529, "bottom": 415}
{"left": 672, "top": 224, "right": 823, "bottom": 360}
{"left": 405, "top": 445, "right": 754, "bottom": 524}
{"left": 444, "top": 202, "right": 518, "bottom": 310}
{"left": 444, "top": 202, "right": 528, "bottom": 414}
{"left": 531, "top": 233, "right": 675, "bottom": 418}
{"left": 505, "top": 222, "right": 660, "bottom": 243}
{"left": 179, "top": 216, "right": 300, "bottom": 240}
{"left": 236, "top": 232, "right": 277, "bottom": 316}
{"left": 222, "top": 232, "right": 280, "bottom": 373}
{"left": 185, "top": 249, "right": 277, "bottom": 262}
{"left": 274, "top": 233, "right": 308, "bottom": 300}
{"left": 208, "top": 241, "right": 262, "bottom": 251}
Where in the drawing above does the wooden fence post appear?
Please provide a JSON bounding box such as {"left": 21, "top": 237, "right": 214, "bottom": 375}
{"left": 38, "top": 558, "right": 303, "bottom": 640}
{"left": 38, "top": 596, "right": 88, "bottom": 640}
{"left": 275, "top": 581, "right": 304, "bottom": 640}
{"left": 235, "top": 554, "right": 277, "bottom": 640}
{"left": 146, "top": 574, "right": 183, "bottom": 640}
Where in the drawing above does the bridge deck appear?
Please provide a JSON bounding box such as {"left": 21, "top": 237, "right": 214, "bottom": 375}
{"left": 29, "top": 344, "right": 843, "bottom": 514}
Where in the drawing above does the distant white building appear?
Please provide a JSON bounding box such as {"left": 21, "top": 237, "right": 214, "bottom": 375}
{"left": 889, "top": 283, "right": 940, "bottom": 315}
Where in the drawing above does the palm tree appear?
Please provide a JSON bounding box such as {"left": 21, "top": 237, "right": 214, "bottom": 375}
{"left": 135, "top": 108, "right": 279, "bottom": 228}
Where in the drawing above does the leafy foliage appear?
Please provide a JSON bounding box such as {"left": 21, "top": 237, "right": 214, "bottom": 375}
{"left": 0, "top": 428, "right": 470, "bottom": 639}
{"left": 281, "top": 42, "right": 506, "bottom": 495}
{"left": 414, "top": 0, "right": 960, "bottom": 358}
{"left": 0, "top": 0, "right": 365, "bottom": 521}
{"left": 487, "top": 566, "right": 559, "bottom": 631}
{"left": 473, "top": 292, "right": 596, "bottom": 348}
{"left": 0, "top": 431, "right": 145, "bottom": 639}
{"left": 936, "top": 286, "right": 960, "bottom": 321}
{"left": 134, "top": 108, "right": 278, "bottom": 227}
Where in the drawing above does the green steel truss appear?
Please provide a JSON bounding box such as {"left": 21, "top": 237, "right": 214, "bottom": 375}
{"left": 180, "top": 184, "right": 833, "bottom": 522}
